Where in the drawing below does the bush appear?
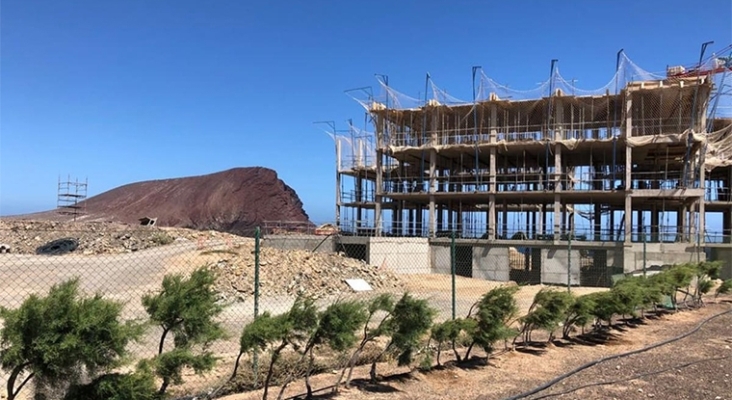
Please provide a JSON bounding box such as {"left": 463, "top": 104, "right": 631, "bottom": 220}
{"left": 517, "top": 289, "right": 574, "bottom": 344}
{"left": 469, "top": 286, "right": 519, "bottom": 357}
{"left": 368, "top": 293, "right": 436, "bottom": 383}
{"left": 0, "top": 279, "right": 143, "bottom": 400}
{"left": 335, "top": 293, "right": 396, "bottom": 391}
{"left": 142, "top": 266, "right": 226, "bottom": 396}
{"left": 63, "top": 364, "right": 158, "bottom": 400}
{"left": 716, "top": 279, "right": 732, "bottom": 298}
{"left": 562, "top": 293, "right": 597, "bottom": 338}
{"left": 279, "top": 299, "right": 368, "bottom": 398}
{"left": 151, "top": 232, "right": 174, "bottom": 246}
{"left": 429, "top": 318, "right": 477, "bottom": 365}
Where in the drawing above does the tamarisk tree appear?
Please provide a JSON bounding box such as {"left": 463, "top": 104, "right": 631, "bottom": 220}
{"left": 142, "top": 266, "right": 226, "bottom": 396}
{"left": 0, "top": 279, "right": 143, "bottom": 400}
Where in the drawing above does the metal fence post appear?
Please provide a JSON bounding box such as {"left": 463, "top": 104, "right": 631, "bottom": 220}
{"left": 696, "top": 231, "right": 701, "bottom": 263}
{"left": 253, "top": 226, "right": 261, "bottom": 385}
{"left": 567, "top": 233, "right": 572, "bottom": 292}
{"left": 451, "top": 230, "right": 456, "bottom": 320}
{"left": 643, "top": 230, "right": 647, "bottom": 276}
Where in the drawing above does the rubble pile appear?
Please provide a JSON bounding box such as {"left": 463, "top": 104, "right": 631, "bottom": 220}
{"left": 0, "top": 220, "right": 205, "bottom": 255}
{"left": 212, "top": 246, "right": 404, "bottom": 300}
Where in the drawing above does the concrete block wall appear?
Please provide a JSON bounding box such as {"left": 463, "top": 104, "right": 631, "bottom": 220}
{"left": 369, "top": 237, "right": 431, "bottom": 274}
{"left": 473, "top": 246, "right": 510, "bottom": 281}
{"left": 541, "top": 248, "right": 581, "bottom": 286}
{"left": 622, "top": 243, "right": 702, "bottom": 273}
{"left": 430, "top": 244, "right": 452, "bottom": 275}
{"left": 263, "top": 235, "right": 334, "bottom": 253}
{"left": 705, "top": 247, "right": 732, "bottom": 280}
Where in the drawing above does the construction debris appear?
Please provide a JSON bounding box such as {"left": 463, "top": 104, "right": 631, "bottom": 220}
{"left": 210, "top": 245, "right": 404, "bottom": 300}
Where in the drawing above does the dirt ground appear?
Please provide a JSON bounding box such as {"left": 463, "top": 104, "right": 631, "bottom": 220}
{"left": 213, "top": 299, "right": 732, "bottom": 400}
{"left": 2, "top": 222, "right": 729, "bottom": 400}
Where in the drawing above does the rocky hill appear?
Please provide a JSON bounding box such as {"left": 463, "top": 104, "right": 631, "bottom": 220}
{"left": 7, "top": 167, "right": 312, "bottom": 236}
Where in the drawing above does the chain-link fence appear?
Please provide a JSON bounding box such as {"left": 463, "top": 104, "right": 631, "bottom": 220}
{"left": 0, "top": 222, "right": 729, "bottom": 399}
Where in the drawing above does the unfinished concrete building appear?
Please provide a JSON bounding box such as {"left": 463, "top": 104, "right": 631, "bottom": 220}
{"left": 333, "top": 50, "right": 732, "bottom": 283}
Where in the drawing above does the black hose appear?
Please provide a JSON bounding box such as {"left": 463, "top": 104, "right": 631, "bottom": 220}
{"left": 501, "top": 308, "right": 732, "bottom": 400}
{"left": 532, "top": 354, "right": 731, "bottom": 400}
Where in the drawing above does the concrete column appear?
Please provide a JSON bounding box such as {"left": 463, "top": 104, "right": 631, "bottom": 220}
{"left": 725, "top": 207, "right": 732, "bottom": 244}
{"left": 356, "top": 176, "right": 363, "bottom": 229}
{"left": 555, "top": 99, "right": 564, "bottom": 141}
{"left": 699, "top": 163, "right": 706, "bottom": 244}
{"left": 554, "top": 145, "right": 562, "bottom": 189}
{"left": 374, "top": 116, "right": 385, "bottom": 236}
{"left": 624, "top": 91, "right": 633, "bottom": 243}
{"left": 689, "top": 201, "right": 697, "bottom": 240}
{"left": 416, "top": 205, "right": 423, "bottom": 237}
{"left": 428, "top": 149, "right": 437, "bottom": 238}
{"left": 554, "top": 196, "right": 561, "bottom": 240}
{"left": 679, "top": 205, "right": 687, "bottom": 242}
{"left": 490, "top": 105, "right": 498, "bottom": 143}
{"left": 594, "top": 203, "right": 602, "bottom": 241}
{"left": 502, "top": 200, "right": 508, "bottom": 238}
{"left": 488, "top": 196, "right": 496, "bottom": 240}
{"left": 408, "top": 208, "right": 415, "bottom": 236}
{"left": 610, "top": 210, "right": 616, "bottom": 241}
{"left": 651, "top": 204, "right": 659, "bottom": 243}
{"left": 541, "top": 204, "right": 547, "bottom": 236}
{"left": 624, "top": 149, "right": 632, "bottom": 243}
{"left": 447, "top": 200, "right": 453, "bottom": 232}
{"left": 624, "top": 198, "right": 632, "bottom": 243}
{"left": 457, "top": 201, "right": 463, "bottom": 236}
{"left": 489, "top": 147, "right": 497, "bottom": 193}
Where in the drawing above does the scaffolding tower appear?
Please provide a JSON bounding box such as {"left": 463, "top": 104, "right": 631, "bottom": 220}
{"left": 57, "top": 175, "right": 88, "bottom": 221}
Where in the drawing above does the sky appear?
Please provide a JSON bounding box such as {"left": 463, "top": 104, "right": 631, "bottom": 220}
{"left": 1, "top": 0, "right": 732, "bottom": 224}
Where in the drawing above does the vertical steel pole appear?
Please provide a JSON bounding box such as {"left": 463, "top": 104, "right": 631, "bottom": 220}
{"left": 567, "top": 234, "right": 572, "bottom": 292}
{"left": 643, "top": 229, "right": 647, "bottom": 277}
{"left": 253, "top": 226, "right": 261, "bottom": 385}
{"left": 451, "top": 230, "right": 457, "bottom": 320}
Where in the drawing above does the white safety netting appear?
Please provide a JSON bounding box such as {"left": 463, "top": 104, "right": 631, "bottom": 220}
{"left": 322, "top": 124, "right": 377, "bottom": 171}
{"left": 348, "top": 49, "right": 732, "bottom": 119}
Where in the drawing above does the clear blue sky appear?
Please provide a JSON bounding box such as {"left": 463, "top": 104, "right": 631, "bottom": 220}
{"left": 1, "top": 0, "right": 731, "bottom": 224}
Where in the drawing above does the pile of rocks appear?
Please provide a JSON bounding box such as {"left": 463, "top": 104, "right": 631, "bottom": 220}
{"left": 0, "top": 220, "right": 199, "bottom": 255}
{"left": 211, "top": 246, "right": 404, "bottom": 300}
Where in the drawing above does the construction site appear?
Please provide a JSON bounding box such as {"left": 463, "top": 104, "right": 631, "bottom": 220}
{"left": 327, "top": 45, "right": 732, "bottom": 285}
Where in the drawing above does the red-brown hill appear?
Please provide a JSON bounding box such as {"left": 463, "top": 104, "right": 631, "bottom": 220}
{"left": 8, "top": 167, "right": 313, "bottom": 236}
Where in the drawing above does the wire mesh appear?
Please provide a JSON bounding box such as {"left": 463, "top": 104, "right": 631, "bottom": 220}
{"left": 0, "top": 222, "right": 728, "bottom": 399}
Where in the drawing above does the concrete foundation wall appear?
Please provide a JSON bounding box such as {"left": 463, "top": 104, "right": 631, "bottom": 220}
{"left": 369, "top": 237, "right": 430, "bottom": 274}
{"left": 708, "top": 247, "right": 732, "bottom": 280}
{"left": 542, "top": 249, "right": 581, "bottom": 286}
{"left": 263, "top": 235, "right": 334, "bottom": 253}
{"left": 473, "top": 246, "right": 510, "bottom": 281}
{"left": 431, "top": 244, "right": 452, "bottom": 275}
{"left": 623, "top": 243, "right": 702, "bottom": 273}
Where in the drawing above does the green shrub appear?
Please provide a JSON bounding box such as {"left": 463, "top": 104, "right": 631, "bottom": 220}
{"left": 430, "top": 317, "right": 477, "bottom": 365}
{"left": 468, "top": 286, "right": 519, "bottom": 358}
{"left": 716, "top": 279, "right": 732, "bottom": 298}
{"left": 335, "top": 293, "right": 396, "bottom": 391}
{"left": 562, "top": 293, "right": 597, "bottom": 338}
{"left": 246, "top": 295, "right": 318, "bottom": 400}
{"left": 368, "top": 293, "right": 436, "bottom": 383}
{"left": 63, "top": 364, "right": 158, "bottom": 400}
{"left": 0, "top": 279, "right": 143, "bottom": 400}
{"left": 517, "top": 289, "right": 574, "bottom": 344}
{"left": 291, "top": 300, "right": 368, "bottom": 398}
{"left": 151, "top": 232, "right": 174, "bottom": 246}
{"left": 142, "top": 266, "right": 226, "bottom": 396}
